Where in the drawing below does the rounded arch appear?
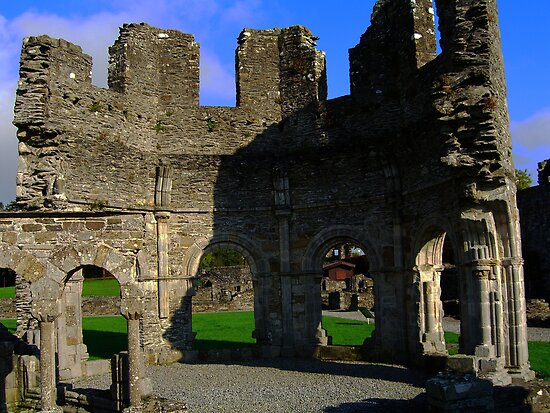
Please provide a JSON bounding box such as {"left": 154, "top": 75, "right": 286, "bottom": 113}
{"left": 0, "top": 244, "right": 47, "bottom": 282}
{"left": 47, "top": 242, "right": 136, "bottom": 286}
{"left": 301, "top": 225, "right": 381, "bottom": 273}
{"left": 183, "top": 233, "right": 269, "bottom": 279}
{"left": 413, "top": 217, "right": 462, "bottom": 268}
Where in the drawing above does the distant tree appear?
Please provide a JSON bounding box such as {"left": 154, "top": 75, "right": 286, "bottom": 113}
{"left": 515, "top": 169, "right": 533, "bottom": 190}
{"left": 199, "top": 248, "right": 246, "bottom": 272}
{"left": 0, "top": 201, "right": 19, "bottom": 211}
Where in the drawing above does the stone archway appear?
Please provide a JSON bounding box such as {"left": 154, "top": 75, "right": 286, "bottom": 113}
{"left": 299, "top": 225, "right": 380, "bottom": 351}
{"left": 48, "top": 243, "right": 136, "bottom": 287}
{"left": 183, "top": 233, "right": 269, "bottom": 279}
{"left": 301, "top": 225, "right": 381, "bottom": 274}
{"left": 179, "top": 233, "right": 271, "bottom": 348}
{"left": 45, "top": 243, "right": 138, "bottom": 380}
{"left": 0, "top": 245, "right": 46, "bottom": 337}
{"left": 413, "top": 220, "right": 460, "bottom": 356}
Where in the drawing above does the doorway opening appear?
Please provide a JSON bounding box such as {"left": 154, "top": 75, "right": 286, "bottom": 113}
{"left": 320, "top": 241, "right": 375, "bottom": 346}
{"left": 193, "top": 247, "right": 255, "bottom": 350}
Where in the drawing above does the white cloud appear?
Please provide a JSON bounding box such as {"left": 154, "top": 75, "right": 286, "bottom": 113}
{"left": 511, "top": 108, "right": 550, "bottom": 185}
{"left": 511, "top": 108, "right": 550, "bottom": 149}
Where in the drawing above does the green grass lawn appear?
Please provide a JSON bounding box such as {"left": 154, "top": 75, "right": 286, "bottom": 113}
{"left": 82, "top": 279, "right": 120, "bottom": 297}
{"left": 82, "top": 316, "right": 127, "bottom": 360}
{"left": 0, "top": 286, "right": 15, "bottom": 298}
{"left": 1, "top": 312, "right": 549, "bottom": 381}
{"left": 0, "top": 279, "right": 120, "bottom": 298}
{"left": 321, "top": 316, "right": 375, "bottom": 346}
{"left": 444, "top": 331, "right": 460, "bottom": 355}
{"left": 0, "top": 318, "right": 15, "bottom": 332}
{"left": 193, "top": 311, "right": 256, "bottom": 349}
{"left": 528, "top": 341, "right": 550, "bottom": 380}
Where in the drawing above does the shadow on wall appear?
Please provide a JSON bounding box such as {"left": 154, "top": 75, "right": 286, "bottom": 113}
{"left": 161, "top": 89, "right": 397, "bottom": 356}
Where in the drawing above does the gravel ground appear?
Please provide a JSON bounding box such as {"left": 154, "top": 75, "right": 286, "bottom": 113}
{"left": 73, "top": 359, "right": 428, "bottom": 413}
{"left": 70, "top": 311, "right": 549, "bottom": 412}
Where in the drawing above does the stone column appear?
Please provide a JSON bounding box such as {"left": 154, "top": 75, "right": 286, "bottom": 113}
{"left": 155, "top": 211, "right": 171, "bottom": 319}
{"left": 120, "top": 285, "right": 145, "bottom": 412}
{"left": 38, "top": 316, "right": 62, "bottom": 413}
{"left": 473, "top": 267, "right": 493, "bottom": 355}
{"left": 124, "top": 313, "right": 142, "bottom": 411}
{"left": 31, "top": 280, "right": 63, "bottom": 413}
{"left": 418, "top": 266, "right": 445, "bottom": 354}
{"left": 502, "top": 258, "right": 533, "bottom": 379}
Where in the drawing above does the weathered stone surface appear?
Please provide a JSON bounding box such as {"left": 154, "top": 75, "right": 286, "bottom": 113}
{"left": 0, "top": 1, "right": 536, "bottom": 410}
{"left": 426, "top": 374, "right": 494, "bottom": 411}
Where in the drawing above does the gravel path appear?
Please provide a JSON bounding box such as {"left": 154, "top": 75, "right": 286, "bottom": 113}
{"left": 70, "top": 311, "right": 548, "bottom": 412}
{"left": 73, "top": 359, "right": 428, "bottom": 413}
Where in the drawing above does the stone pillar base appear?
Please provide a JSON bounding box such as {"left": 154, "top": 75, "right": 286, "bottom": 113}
{"left": 507, "top": 366, "right": 537, "bottom": 384}
{"left": 315, "top": 327, "right": 329, "bottom": 346}
{"left": 426, "top": 374, "right": 494, "bottom": 412}
{"left": 421, "top": 334, "right": 446, "bottom": 354}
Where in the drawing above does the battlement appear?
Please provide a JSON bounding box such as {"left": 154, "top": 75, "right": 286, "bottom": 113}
{"left": 108, "top": 23, "right": 200, "bottom": 109}
{"left": 12, "top": 0, "right": 512, "bottom": 212}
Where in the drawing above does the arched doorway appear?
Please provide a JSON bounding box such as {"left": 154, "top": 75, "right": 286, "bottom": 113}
{"left": 440, "top": 236, "right": 461, "bottom": 355}
{"left": 57, "top": 265, "right": 124, "bottom": 380}
{"left": 415, "top": 225, "right": 462, "bottom": 356}
{"left": 301, "top": 227, "right": 380, "bottom": 350}
{"left": 193, "top": 247, "right": 256, "bottom": 349}
{"left": 320, "top": 240, "right": 374, "bottom": 346}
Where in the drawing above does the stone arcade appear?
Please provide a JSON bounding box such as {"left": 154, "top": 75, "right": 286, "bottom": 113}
{"left": 0, "top": 0, "right": 534, "bottom": 411}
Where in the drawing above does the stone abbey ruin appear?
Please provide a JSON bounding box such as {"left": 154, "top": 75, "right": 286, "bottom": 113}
{"left": 0, "top": 0, "right": 538, "bottom": 411}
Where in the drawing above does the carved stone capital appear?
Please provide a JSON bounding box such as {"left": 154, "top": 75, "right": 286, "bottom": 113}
{"left": 120, "top": 283, "right": 145, "bottom": 320}
{"left": 32, "top": 298, "right": 61, "bottom": 323}
{"left": 30, "top": 277, "right": 62, "bottom": 322}
{"left": 473, "top": 270, "right": 490, "bottom": 280}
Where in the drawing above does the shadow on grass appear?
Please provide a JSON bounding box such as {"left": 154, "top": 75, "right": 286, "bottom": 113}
{"left": 82, "top": 330, "right": 126, "bottom": 360}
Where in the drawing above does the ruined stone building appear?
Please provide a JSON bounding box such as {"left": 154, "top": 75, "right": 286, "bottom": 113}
{"left": 0, "top": 0, "right": 535, "bottom": 411}
{"left": 518, "top": 159, "right": 550, "bottom": 302}
{"left": 193, "top": 265, "right": 254, "bottom": 312}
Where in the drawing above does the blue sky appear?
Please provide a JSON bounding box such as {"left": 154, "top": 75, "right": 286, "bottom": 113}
{"left": 0, "top": 1, "right": 549, "bottom": 203}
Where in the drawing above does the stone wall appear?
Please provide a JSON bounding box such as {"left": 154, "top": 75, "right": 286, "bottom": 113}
{"left": 2, "top": 0, "right": 534, "bottom": 390}
{"left": 518, "top": 159, "right": 550, "bottom": 302}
